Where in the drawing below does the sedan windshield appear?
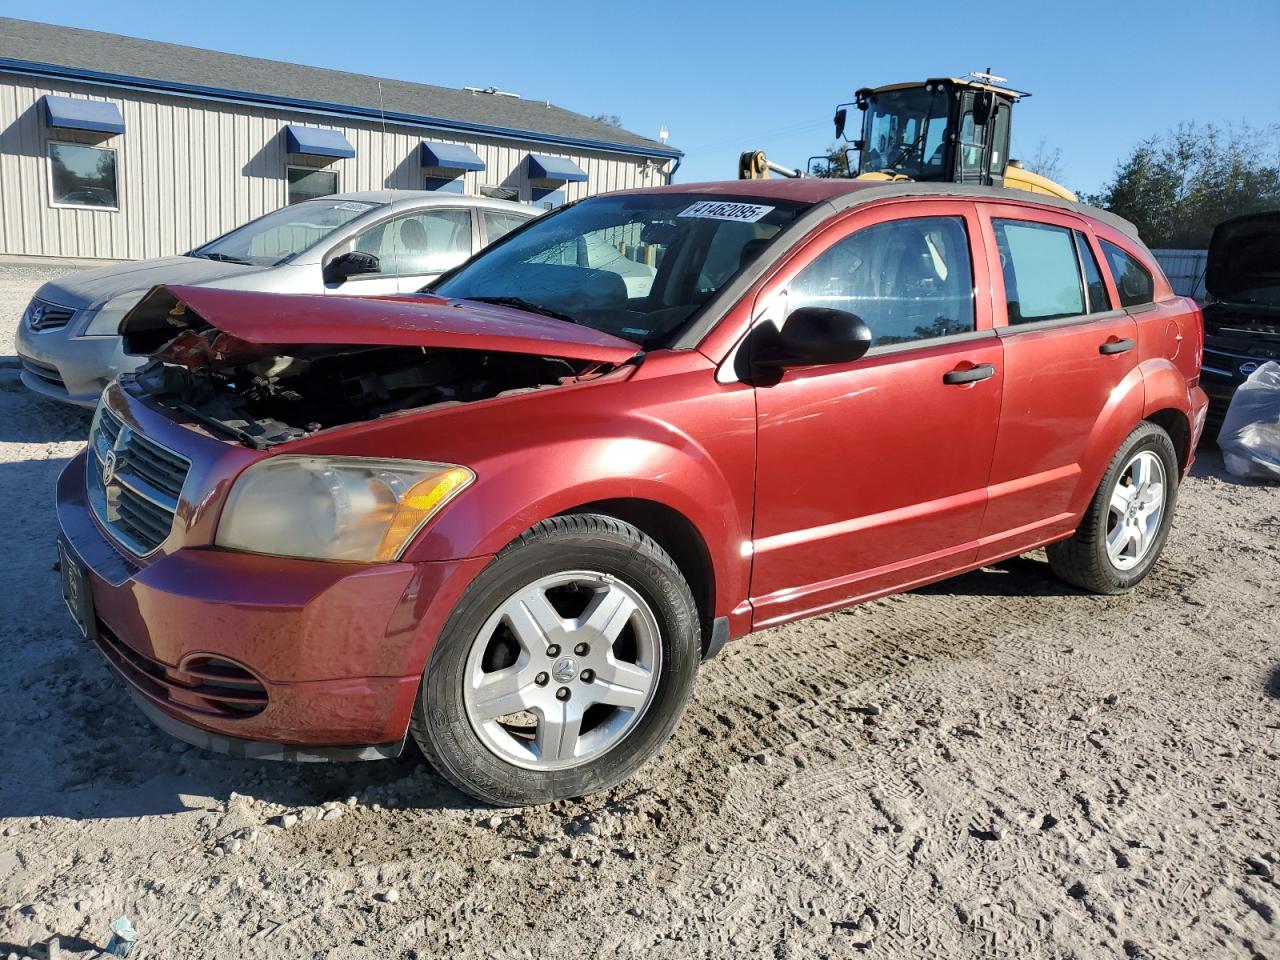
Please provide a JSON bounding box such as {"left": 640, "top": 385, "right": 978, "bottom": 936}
{"left": 189, "top": 198, "right": 384, "bottom": 266}
{"left": 431, "top": 193, "right": 809, "bottom": 346}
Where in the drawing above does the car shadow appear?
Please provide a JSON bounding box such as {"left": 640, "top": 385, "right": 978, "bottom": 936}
{"left": 913, "top": 554, "right": 1083, "bottom": 599}
{"left": 0, "top": 364, "right": 94, "bottom": 443}
{"left": 1266, "top": 665, "right": 1280, "bottom": 701}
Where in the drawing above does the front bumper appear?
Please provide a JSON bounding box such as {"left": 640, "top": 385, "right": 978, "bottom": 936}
{"left": 57, "top": 450, "right": 490, "bottom": 757}
{"left": 16, "top": 316, "right": 141, "bottom": 407}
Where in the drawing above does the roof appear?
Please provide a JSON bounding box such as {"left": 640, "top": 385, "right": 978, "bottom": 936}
{"left": 0, "top": 17, "right": 680, "bottom": 160}
{"left": 327, "top": 189, "right": 533, "bottom": 213}
{"left": 630, "top": 179, "right": 1140, "bottom": 241}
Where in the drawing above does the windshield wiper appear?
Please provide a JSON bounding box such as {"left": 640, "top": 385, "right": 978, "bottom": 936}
{"left": 464, "top": 296, "right": 579, "bottom": 325}
{"left": 196, "top": 252, "right": 252, "bottom": 265}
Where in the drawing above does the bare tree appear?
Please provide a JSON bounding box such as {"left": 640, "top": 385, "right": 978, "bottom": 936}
{"left": 1020, "top": 138, "right": 1067, "bottom": 184}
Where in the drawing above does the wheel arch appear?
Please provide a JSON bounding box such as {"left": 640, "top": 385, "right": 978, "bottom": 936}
{"left": 563, "top": 497, "right": 718, "bottom": 657}
{"left": 1144, "top": 407, "right": 1192, "bottom": 475}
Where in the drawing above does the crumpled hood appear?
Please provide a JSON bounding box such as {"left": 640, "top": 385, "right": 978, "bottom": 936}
{"left": 127, "top": 285, "right": 642, "bottom": 364}
{"left": 36, "top": 256, "right": 263, "bottom": 309}
{"left": 1206, "top": 211, "right": 1280, "bottom": 302}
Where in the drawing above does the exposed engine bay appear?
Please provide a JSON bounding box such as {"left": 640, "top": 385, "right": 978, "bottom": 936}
{"left": 130, "top": 331, "right": 604, "bottom": 449}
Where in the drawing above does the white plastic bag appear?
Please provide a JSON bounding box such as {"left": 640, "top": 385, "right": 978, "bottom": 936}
{"left": 1218, "top": 360, "right": 1280, "bottom": 481}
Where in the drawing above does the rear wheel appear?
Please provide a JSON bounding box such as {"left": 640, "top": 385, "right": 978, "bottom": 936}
{"left": 411, "top": 514, "right": 700, "bottom": 806}
{"left": 1047, "top": 421, "right": 1179, "bottom": 594}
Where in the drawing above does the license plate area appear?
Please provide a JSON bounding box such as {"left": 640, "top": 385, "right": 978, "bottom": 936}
{"left": 59, "top": 538, "right": 96, "bottom": 641}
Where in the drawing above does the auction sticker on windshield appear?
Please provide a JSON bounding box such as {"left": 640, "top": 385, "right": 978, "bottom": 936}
{"left": 679, "top": 201, "right": 775, "bottom": 223}
{"left": 333, "top": 202, "right": 375, "bottom": 212}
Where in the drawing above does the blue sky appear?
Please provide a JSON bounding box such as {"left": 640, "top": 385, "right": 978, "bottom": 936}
{"left": 23, "top": 1, "right": 1280, "bottom": 195}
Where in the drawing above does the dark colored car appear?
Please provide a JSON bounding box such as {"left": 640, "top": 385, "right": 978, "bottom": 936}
{"left": 56, "top": 180, "right": 1207, "bottom": 806}
{"left": 1200, "top": 210, "right": 1280, "bottom": 429}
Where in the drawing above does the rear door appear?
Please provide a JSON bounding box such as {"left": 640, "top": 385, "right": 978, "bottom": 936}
{"left": 749, "top": 200, "right": 1004, "bottom": 627}
{"left": 976, "top": 203, "right": 1139, "bottom": 557}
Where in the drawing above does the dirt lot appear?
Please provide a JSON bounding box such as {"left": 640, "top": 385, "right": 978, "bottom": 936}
{"left": 0, "top": 264, "right": 1276, "bottom": 960}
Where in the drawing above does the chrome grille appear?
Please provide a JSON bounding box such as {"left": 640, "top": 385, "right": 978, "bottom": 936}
{"left": 25, "top": 297, "right": 77, "bottom": 332}
{"left": 88, "top": 407, "right": 191, "bottom": 555}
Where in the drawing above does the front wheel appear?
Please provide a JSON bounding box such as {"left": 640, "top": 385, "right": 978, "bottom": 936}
{"left": 410, "top": 514, "right": 701, "bottom": 806}
{"left": 1047, "top": 421, "right": 1179, "bottom": 595}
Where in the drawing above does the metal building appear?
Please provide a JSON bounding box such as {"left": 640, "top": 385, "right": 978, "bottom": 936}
{"left": 0, "top": 17, "right": 682, "bottom": 262}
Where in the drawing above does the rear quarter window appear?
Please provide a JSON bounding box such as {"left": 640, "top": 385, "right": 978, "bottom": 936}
{"left": 1100, "top": 240, "right": 1155, "bottom": 308}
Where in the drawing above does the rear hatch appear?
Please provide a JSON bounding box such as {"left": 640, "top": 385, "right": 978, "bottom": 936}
{"left": 1202, "top": 211, "right": 1280, "bottom": 388}
{"left": 120, "top": 285, "right": 639, "bottom": 448}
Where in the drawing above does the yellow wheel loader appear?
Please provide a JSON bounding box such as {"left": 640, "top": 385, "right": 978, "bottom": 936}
{"left": 739, "top": 72, "right": 1075, "bottom": 201}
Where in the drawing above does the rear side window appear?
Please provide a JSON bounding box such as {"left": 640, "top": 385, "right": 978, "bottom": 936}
{"left": 992, "top": 219, "right": 1086, "bottom": 324}
{"left": 1100, "top": 240, "right": 1155, "bottom": 308}
{"left": 789, "top": 216, "right": 975, "bottom": 347}
{"left": 483, "top": 210, "right": 530, "bottom": 243}
{"left": 1074, "top": 231, "right": 1111, "bottom": 313}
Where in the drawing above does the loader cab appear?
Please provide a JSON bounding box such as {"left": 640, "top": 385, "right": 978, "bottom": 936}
{"left": 846, "top": 78, "right": 1018, "bottom": 188}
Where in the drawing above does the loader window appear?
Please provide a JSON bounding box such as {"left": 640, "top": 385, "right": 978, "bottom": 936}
{"left": 859, "top": 87, "right": 950, "bottom": 180}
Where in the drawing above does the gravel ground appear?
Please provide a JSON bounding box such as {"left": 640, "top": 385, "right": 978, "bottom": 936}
{"left": 0, "top": 264, "right": 1277, "bottom": 960}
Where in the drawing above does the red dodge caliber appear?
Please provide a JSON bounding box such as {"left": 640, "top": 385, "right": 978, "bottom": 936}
{"left": 56, "top": 181, "right": 1208, "bottom": 805}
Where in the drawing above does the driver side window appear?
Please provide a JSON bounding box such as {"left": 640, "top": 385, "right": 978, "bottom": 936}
{"left": 349, "top": 209, "right": 474, "bottom": 277}
{"left": 789, "top": 216, "right": 976, "bottom": 347}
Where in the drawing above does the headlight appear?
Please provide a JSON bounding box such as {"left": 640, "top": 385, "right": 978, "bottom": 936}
{"left": 216, "top": 456, "right": 474, "bottom": 562}
{"left": 83, "top": 290, "right": 149, "bottom": 336}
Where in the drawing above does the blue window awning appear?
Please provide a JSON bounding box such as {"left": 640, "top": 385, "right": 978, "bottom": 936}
{"left": 43, "top": 95, "right": 125, "bottom": 135}
{"left": 421, "top": 141, "right": 485, "bottom": 172}
{"left": 283, "top": 125, "right": 355, "bottom": 159}
{"left": 528, "top": 154, "right": 588, "bottom": 183}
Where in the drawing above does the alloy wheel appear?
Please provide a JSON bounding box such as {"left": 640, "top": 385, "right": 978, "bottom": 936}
{"left": 462, "top": 571, "right": 662, "bottom": 771}
{"left": 1105, "top": 450, "right": 1167, "bottom": 571}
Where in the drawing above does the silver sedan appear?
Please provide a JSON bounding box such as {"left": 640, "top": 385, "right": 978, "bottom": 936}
{"left": 16, "top": 190, "right": 536, "bottom": 406}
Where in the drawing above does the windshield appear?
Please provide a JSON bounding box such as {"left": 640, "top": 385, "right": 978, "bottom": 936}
{"left": 431, "top": 194, "right": 808, "bottom": 346}
{"left": 858, "top": 87, "right": 950, "bottom": 181}
{"left": 190, "top": 198, "right": 384, "bottom": 266}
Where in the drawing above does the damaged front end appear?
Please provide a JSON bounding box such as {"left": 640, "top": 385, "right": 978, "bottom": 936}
{"left": 119, "top": 285, "right": 639, "bottom": 449}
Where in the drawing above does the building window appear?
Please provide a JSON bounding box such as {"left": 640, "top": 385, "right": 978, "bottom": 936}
{"left": 287, "top": 166, "right": 338, "bottom": 205}
{"left": 48, "top": 142, "right": 118, "bottom": 209}
{"left": 479, "top": 184, "right": 520, "bottom": 203}
{"left": 425, "top": 176, "right": 465, "bottom": 194}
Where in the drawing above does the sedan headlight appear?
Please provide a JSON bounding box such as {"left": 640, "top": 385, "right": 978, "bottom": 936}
{"left": 216, "top": 457, "right": 474, "bottom": 562}
{"left": 83, "top": 290, "right": 149, "bottom": 336}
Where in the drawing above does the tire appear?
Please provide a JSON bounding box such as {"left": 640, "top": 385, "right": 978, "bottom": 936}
{"left": 410, "top": 514, "right": 701, "bottom": 806}
{"left": 1047, "top": 421, "right": 1179, "bottom": 595}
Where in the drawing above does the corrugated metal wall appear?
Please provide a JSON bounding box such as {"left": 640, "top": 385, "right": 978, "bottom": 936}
{"left": 1152, "top": 248, "right": 1209, "bottom": 301}
{"left": 0, "top": 75, "right": 671, "bottom": 260}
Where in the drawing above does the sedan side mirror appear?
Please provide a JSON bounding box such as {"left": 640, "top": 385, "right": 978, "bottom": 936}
{"left": 324, "top": 251, "right": 381, "bottom": 284}
{"left": 760, "top": 306, "right": 873, "bottom": 369}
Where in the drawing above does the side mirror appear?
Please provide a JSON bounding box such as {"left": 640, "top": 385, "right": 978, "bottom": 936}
{"left": 758, "top": 307, "right": 872, "bottom": 369}
{"left": 834, "top": 107, "right": 848, "bottom": 140}
{"left": 324, "top": 251, "right": 381, "bottom": 284}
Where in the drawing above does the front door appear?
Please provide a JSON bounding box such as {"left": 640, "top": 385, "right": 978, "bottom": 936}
{"left": 975, "top": 204, "right": 1140, "bottom": 557}
{"left": 749, "top": 201, "right": 1003, "bottom": 628}
{"left": 325, "top": 208, "right": 477, "bottom": 296}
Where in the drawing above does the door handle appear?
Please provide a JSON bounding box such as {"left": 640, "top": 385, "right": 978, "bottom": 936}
{"left": 1099, "top": 338, "right": 1135, "bottom": 355}
{"left": 942, "top": 363, "right": 997, "bottom": 385}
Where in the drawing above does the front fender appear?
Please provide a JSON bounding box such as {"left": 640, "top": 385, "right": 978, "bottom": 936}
{"left": 404, "top": 425, "right": 748, "bottom": 615}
